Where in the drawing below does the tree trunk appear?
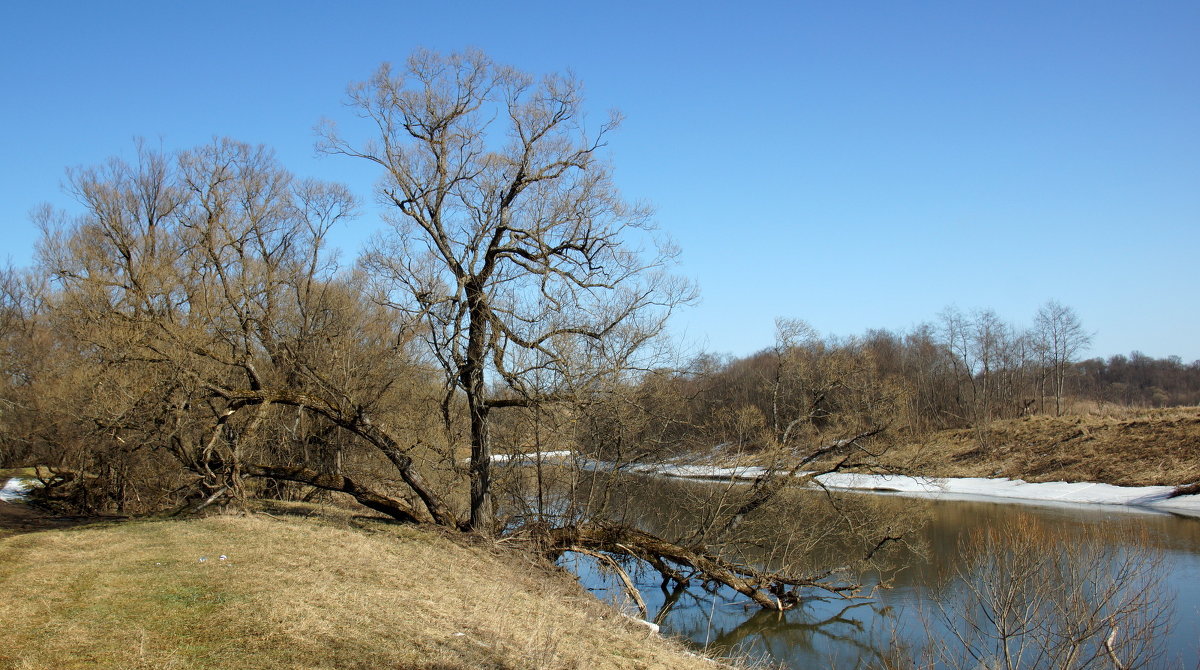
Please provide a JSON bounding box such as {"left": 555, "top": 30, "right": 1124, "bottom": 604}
{"left": 464, "top": 283, "right": 493, "bottom": 534}
{"left": 243, "top": 463, "right": 425, "bottom": 523}
{"left": 466, "top": 379, "right": 492, "bottom": 533}
{"left": 543, "top": 523, "right": 864, "bottom": 611}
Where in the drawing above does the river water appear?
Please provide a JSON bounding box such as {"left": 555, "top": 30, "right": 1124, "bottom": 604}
{"left": 562, "top": 476, "right": 1200, "bottom": 668}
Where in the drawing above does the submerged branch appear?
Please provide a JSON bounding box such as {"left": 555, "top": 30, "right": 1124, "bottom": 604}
{"left": 720, "top": 427, "right": 885, "bottom": 537}
{"left": 569, "top": 547, "right": 649, "bottom": 619}
{"left": 543, "top": 522, "right": 865, "bottom": 611}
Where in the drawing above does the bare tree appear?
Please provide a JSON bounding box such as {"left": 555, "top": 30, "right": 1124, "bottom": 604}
{"left": 317, "top": 36, "right": 897, "bottom": 596}
{"left": 1035, "top": 301, "right": 1092, "bottom": 416}
{"left": 939, "top": 306, "right": 1041, "bottom": 440}
{"left": 319, "top": 49, "right": 695, "bottom": 532}
{"left": 531, "top": 320, "right": 914, "bottom": 613}
{"left": 29, "top": 139, "right": 401, "bottom": 514}
{"left": 0, "top": 265, "right": 53, "bottom": 468}
{"left": 927, "top": 515, "right": 1170, "bottom": 670}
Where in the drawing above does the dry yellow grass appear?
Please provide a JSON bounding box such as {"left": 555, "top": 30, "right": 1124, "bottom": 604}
{"left": 881, "top": 406, "right": 1200, "bottom": 486}
{"left": 716, "top": 406, "right": 1200, "bottom": 488}
{"left": 0, "top": 507, "right": 723, "bottom": 670}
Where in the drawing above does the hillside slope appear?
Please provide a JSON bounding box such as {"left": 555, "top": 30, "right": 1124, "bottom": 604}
{"left": 0, "top": 508, "right": 720, "bottom": 670}
{"left": 886, "top": 407, "right": 1200, "bottom": 487}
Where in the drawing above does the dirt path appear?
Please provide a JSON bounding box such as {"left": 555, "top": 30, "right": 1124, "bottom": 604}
{"left": 0, "top": 477, "right": 96, "bottom": 537}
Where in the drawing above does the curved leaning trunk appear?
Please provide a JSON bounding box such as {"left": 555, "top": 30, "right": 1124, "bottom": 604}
{"left": 541, "top": 523, "right": 864, "bottom": 611}
{"left": 219, "top": 388, "right": 458, "bottom": 527}
{"left": 243, "top": 463, "right": 425, "bottom": 523}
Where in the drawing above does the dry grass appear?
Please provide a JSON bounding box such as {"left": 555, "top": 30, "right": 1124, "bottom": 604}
{"left": 0, "top": 507, "right": 724, "bottom": 670}
{"left": 881, "top": 406, "right": 1200, "bottom": 487}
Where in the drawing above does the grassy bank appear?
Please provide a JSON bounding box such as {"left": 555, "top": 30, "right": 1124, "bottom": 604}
{"left": 0, "top": 506, "right": 721, "bottom": 670}
{"left": 884, "top": 406, "right": 1200, "bottom": 487}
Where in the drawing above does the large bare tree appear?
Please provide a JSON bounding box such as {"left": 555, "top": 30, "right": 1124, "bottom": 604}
{"left": 29, "top": 139, "right": 397, "bottom": 513}
{"left": 319, "top": 49, "right": 694, "bottom": 532}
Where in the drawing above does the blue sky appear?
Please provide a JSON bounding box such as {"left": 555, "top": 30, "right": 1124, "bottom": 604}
{"left": 2, "top": 1, "right": 1197, "bottom": 361}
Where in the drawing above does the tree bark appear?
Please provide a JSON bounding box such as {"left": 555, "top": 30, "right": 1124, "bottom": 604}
{"left": 464, "top": 282, "right": 493, "bottom": 534}
{"left": 243, "top": 463, "right": 426, "bottom": 524}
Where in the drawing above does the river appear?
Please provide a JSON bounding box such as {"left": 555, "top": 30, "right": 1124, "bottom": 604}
{"left": 562, "top": 475, "right": 1200, "bottom": 668}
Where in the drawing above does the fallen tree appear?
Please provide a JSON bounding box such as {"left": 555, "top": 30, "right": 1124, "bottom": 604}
{"left": 541, "top": 519, "right": 897, "bottom": 612}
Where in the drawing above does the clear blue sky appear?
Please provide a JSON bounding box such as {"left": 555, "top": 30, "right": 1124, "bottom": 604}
{"left": 2, "top": 1, "right": 1197, "bottom": 361}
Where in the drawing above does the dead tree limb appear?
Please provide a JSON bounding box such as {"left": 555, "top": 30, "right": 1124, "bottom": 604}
{"left": 1104, "top": 627, "right": 1127, "bottom": 670}
{"left": 720, "top": 427, "right": 884, "bottom": 537}
{"left": 544, "top": 522, "right": 863, "bottom": 611}
{"left": 171, "top": 485, "right": 230, "bottom": 517}
{"left": 210, "top": 386, "right": 458, "bottom": 527}
{"left": 243, "top": 463, "right": 426, "bottom": 524}
{"left": 570, "top": 547, "right": 649, "bottom": 619}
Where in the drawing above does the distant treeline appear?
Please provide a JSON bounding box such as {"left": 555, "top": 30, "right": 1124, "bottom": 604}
{"left": 1075, "top": 353, "right": 1200, "bottom": 408}
{"left": 620, "top": 306, "right": 1199, "bottom": 455}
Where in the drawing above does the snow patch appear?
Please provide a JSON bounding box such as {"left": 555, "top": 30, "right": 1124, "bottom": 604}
{"left": 0, "top": 478, "right": 34, "bottom": 502}
{"left": 605, "top": 461, "right": 1200, "bottom": 518}
{"left": 490, "top": 450, "right": 573, "bottom": 464}
{"left": 622, "top": 613, "right": 661, "bottom": 634}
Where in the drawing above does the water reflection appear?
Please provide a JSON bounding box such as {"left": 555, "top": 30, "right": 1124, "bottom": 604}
{"left": 563, "top": 476, "right": 1200, "bottom": 668}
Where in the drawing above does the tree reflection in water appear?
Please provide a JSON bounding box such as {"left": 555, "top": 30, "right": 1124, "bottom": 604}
{"left": 567, "top": 549, "right": 900, "bottom": 667}
{"left": 564, "top": 489, "right": 1200, "bottom": 669}
{"left": 703, "top": 601, "right": 886, "bottom": 662}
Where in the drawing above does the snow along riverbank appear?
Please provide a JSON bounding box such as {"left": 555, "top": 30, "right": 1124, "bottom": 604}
{"left": 573, "top": 459, "right": 1200, "bottom": 519}
{"left": 0, "top": 478, "right": 34, "bottom": 503}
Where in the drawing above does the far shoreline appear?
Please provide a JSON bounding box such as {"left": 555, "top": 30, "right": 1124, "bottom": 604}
{"left": 638, "top": 465, "right": 1200, "bottom": 523}
{"left": 575, "top": 458, "right": 1200, "bottom": 519}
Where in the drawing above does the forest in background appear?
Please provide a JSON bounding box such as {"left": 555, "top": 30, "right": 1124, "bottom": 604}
{"left": 564, "top": 306, "right": 1200, "bottom": 470}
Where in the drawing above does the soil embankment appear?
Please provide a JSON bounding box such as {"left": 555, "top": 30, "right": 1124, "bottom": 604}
{"left": 884, "top": 407, "right": 1200, "bottom": 487}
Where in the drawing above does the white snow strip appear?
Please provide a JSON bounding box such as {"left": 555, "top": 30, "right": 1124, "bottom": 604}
{"left": 489, "top": 450, "right": 573, "bottom": 464}
{"left": 0, "top": 478, "right": 34, "bottom": 502}
{"left": 508, "top": 453, "right": 1200, "bottom": 517}
{"left": 599, "top": 461, "right": 1200, "bottom": 518}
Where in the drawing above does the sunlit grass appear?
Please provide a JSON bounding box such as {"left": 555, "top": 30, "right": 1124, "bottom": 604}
{"left": 0, "top": 507, "right": 722, "bottom": 669}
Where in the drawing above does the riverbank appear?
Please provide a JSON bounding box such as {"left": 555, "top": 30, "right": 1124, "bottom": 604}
{"left": 601, "top": 406, "right": 1200, "bottom": 517}
{"left": 883, "top": 406, "right": 1200, "bottom": 487}
{"left": 0, "top": 504, "right": 724, "bottom": 670}
{"left": 613, "top": 461, "right": 1200, "bottom": 518}
{"left": 1, "top": 475, "right": 100, "bottom": 538}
